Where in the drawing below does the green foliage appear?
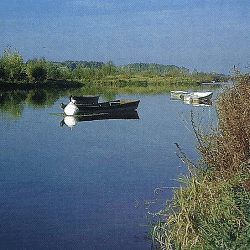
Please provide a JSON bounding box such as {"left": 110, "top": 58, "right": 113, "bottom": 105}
{"left": 101, "top": 61, "right": 117, "bottom": 76}
{"left": 119, "top": 63, "right": 189, "bottom": 75}
{"left": 0, "top": 47, "right": 24, "bottom": 81}
{"left": 25, "top": 58, "right": 47, "bottom": 82}
{"left": 0, "top": 66, "right": 6, "bottom": 80}
{"left": 151, "top": 172, "right": 250, "bottom": 249}
{"left": 0, "top": 48, "right": 227, "bottom": 89}
{"left": 0, "top": 90, "right": 27, "bottom": 121}
{"left": 27, "top": 90, "right": 47, "bottom": 106}
{"left": 46, "top": 62, "right": 68, "bottom": 80}
{"left": 62, "top": 60, "right": 104, "bottom": 70}
{"left": 72, "top": 68, "right": 99, "bottom": 81}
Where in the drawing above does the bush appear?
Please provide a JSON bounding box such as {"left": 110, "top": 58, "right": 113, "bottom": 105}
{"left": 25, "top": 59, "right": 47, "bottom": 82}
{"left": 0, "top": 48, "right": 24, "bottom": 81}
{"left": 0, "top": 66, "right": 6, "bottom": 80}
{"left": 101, "top": 61, "right": 117, "bottom": 76}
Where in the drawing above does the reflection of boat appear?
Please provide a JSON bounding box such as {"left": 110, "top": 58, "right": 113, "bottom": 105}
{"left": 183, "top": 91, "right": 213, "bottom": 102}
{"left": 70, "top": 95, "right": 99, "bottom": 104}
{"left": 170, "top": 90, "right": 188, "bottom": 100}
{"left": 183, "top": 98, "right": 212, "bottom": 106}
{"left": 60, "top": 99, "right": 140, "bottom": 116}
{"left": 60, "top": 111, "right": 139, "bottom": 129}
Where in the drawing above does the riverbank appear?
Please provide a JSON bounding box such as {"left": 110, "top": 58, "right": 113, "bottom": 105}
{"left": 0, "top": 48, "right": 227, "bottom": 93}
{"left": 149, "top": 75, "right": 250, "bottom": 249}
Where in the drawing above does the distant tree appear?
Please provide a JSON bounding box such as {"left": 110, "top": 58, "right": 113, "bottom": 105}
{"left": 192, "top": 69, "right": 199, "bottom": 75}
{"left": 101, "top": 61, "right": 117, "bottom": 75}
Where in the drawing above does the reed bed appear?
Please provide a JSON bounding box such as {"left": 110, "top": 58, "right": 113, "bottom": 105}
{"left": 150, "top": 75, "right": 250, "bottom": 249}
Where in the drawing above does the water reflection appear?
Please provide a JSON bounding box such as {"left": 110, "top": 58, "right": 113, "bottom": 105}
{"left": 0, "top": 90, "right": 63, "bottom": 120}
{"left": 183, "top": 99, "right": 212, "bottom": 106}
{"left": 0, "top": 91, "right": 27, "bottom": 121}
{"left": 170, "top": 93, "right": 213, "bottom": 106}
{"left": 0, "top": 89, "right": 134, "bottom": 121}
{"left": 60, "top": 111, "right": 139, "bottom": 129}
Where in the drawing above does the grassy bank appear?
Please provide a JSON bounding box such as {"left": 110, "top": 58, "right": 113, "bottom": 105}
{"left": 149, "top": 75, "right": 250, "bottom": 249}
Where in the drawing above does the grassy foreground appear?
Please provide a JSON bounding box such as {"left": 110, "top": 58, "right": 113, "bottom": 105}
{"left": 149, "top": 75, "right": 250, "bottom": 249}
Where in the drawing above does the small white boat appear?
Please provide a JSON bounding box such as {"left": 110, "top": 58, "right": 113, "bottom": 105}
{"left": 183, "top": 91, "right": 213, "bottom": 102}
{"left": 170, "top": 90, "right": 189, "bottom": 100}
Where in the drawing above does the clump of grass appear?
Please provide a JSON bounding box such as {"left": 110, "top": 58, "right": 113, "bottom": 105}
{"left": 149, "top": 75, "right": 250, "bottom": 249}
{"left": 151, "top": 172, "right": 250, "bottom": 249}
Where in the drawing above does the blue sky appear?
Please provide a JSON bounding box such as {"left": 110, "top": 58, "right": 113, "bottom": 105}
{"left": 1, "top": 0, "right": 250, "bottom": 74}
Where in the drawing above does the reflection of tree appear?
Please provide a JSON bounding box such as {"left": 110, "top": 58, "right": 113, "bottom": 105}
{"left": 0, "top": 89, "right": 63, "bottom": 121}
{"left": 26, "top": 89, "right": 62, "bottom": 108}
{"left": 27, "top": 90, "right": 47, "bottom": 107}
{"left": 0, "top": 91, "right": 27, "bottom": 121}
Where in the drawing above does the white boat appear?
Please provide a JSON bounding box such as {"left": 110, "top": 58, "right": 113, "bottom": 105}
{"left": 170, "top": 90, "right": 189, "bottom": 100}
{"left": 183, "top": 91, "right": 213, "bottom": 102}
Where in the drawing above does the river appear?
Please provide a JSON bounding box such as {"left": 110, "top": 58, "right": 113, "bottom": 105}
{"left": 0, "top": 85, "right": 222, "bottom": 249}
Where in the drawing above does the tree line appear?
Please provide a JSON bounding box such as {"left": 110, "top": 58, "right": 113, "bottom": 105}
{"left": 0, "top": 48, "right": 226, "bottom": 85}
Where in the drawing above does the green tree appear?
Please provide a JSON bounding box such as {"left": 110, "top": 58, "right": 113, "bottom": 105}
{"left": 0, "top": 47, "right": 24, "bottom": 81}
{"left": 25, "top": 58, "right": 47, "bottom": 82}
{"left": 46, "top": 62, "right": 64, "bottom": 79}
{"left": 101, "top": 61, "right": 117, "bottom": 76}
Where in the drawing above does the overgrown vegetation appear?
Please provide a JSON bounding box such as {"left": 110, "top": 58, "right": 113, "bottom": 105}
{"left": 0, "top": 48, "right": 227, "bottom": 92}
{"left": 149, "top": 75, "right": 250, "bottom": 249}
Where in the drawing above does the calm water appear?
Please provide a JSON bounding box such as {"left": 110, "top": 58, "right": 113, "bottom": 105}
{"left": 0, "top": 87, "right": 220, "bottom": 249}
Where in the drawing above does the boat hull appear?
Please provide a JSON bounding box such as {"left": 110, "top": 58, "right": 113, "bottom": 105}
{"left": 170, "top": 90, "right": 188, "bottom": 100}
{"left": 61, "top": 99, "right": 140, "bottom": 116}
{"left": 70, "top": 95, "right": 99, "bottom": 104}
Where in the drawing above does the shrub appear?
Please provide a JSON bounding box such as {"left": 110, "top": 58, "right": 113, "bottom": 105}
{"left": 25, "top": 59, "right": 47, "bottom": 82}
{"left": 101, "top": 61, "right": 117, "bottom": 76}
{"left": 0, "top": 48, "right": 24, "bottom": 81}
{"left": 46, "top": 63, "right": 63, "bottom": 80}
{"left": 0, "top": 66, "right": 6, "bottom": 80}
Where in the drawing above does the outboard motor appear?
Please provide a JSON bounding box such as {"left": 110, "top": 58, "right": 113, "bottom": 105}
{"left": 60, "top": 103, "right": 66, "bottom": 109}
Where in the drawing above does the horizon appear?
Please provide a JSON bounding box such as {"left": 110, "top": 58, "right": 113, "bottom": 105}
{"left": 1, "top": 1, "right": 250, "bottom": 75}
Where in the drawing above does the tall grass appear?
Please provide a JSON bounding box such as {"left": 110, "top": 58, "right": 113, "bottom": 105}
{"left": 149, "top": 75, "right": 250, "bottom": 249}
